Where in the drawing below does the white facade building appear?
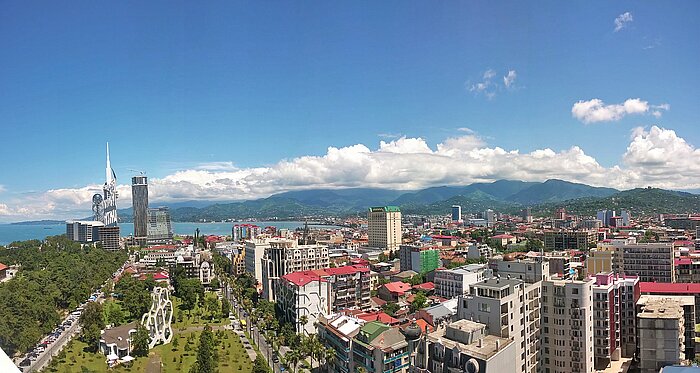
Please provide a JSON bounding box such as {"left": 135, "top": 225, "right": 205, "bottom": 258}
{"left": 367, "top": 206, "right": 402, "bottom": 251}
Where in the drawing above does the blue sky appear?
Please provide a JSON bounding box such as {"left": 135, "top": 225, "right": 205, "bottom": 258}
{"left": 0, "top": 1, "right": 699, "bottom": 219}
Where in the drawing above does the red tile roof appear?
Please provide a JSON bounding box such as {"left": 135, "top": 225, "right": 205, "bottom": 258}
{"left": 282, "top": 271, "right": 327, "bottom": 287}
{"left": 357, "top": 311, "right": 399, "bottom": 325}
{"left": 431, "top": 235, "right": 458, "bottom": 240}
{"left": 0, "top": 263, "right": 7, "bottom": 271}
{"left": 325, "top": 265, "right": 369, "bottom": 276}
{"left": 412, "top": 282, "right": 435, "bottom": 291}
{"left": 640, "top": 282, "right": 700, "bottom": 294}
{"left": 383, "top": 281, "right": 412, "bottom": 295}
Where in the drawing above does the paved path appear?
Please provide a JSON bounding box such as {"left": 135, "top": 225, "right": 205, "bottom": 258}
{"left": 145, "top": 354, "right": 162, "bottom": 373}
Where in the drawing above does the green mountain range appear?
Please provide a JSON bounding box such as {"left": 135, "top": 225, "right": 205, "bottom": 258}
{"left": 112, "top": 179, "right": 700, "bottom": 222}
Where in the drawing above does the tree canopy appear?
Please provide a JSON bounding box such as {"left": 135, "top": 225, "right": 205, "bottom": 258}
{"left": 0, "top": 236, "right": 126, "bottom": 355}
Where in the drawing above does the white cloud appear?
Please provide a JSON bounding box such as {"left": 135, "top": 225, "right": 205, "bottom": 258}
{"left": 571, "top": 98, "right": 669, "bottom": 123}
{"left": 0, "top": 185, "right": 5, "bottom": 193}
{"left": 614, "top": 12, "right": 633, "bottom": 32}
{"left": 503, "top": 70, "right": 517, "bottom": 88}
{"left": 3, "top": 126, "right": 700, "bottom": 221}
{"left": 457, "top": 127, "right": 475, "bottom": 134}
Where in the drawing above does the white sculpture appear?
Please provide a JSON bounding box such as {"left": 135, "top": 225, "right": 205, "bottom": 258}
{"left": 141, "top": 286, "right": 173, "bottom": 348}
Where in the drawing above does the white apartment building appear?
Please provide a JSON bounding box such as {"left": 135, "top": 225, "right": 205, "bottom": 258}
{"left": 276, "top": 270, "right": 330, "bottom": 335}
{"left": 540, "top": 277, "right": 595, "bottom": 373}
{"left": 490, "top": 257, "right": 550, "bottom": 283}
{"left": 433, "top": 264, "right": 492, "bottom": 299}
{"left": 457, "top": 277, "right": 538, "bottom": 373}
{"left": 245, "top": 238, "right": 273, "bottom": 286}
{"left": 262, "top": 238, "right": 329, "bottom": 301}
{"left": 367, "top": 206, "right": 402, "bottom": 252}
{"left": 422, "top": 319, "right": 516, "bottom": 373}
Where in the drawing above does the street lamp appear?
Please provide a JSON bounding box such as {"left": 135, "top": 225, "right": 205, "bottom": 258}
{"left": 402, "top": 319, "right": 422, "bottom": 373}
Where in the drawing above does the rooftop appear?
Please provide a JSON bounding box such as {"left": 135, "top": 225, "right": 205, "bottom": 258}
{"left": 369, "top": 206, "right": 401, "bottom": 213}
{"left": 640, "top": 282, "right": 700, "bottom": 294}
{"left": 473, "top": 277, "right": 523, "bottom": 290}
{"left": 383, "top": 281, "right": 412, "bottom": 295}
{"left": 101, "top": 322, "right": 138, "bottom": 349}
{"left": 638, "top": 298, "right": 684, "bottom": 319}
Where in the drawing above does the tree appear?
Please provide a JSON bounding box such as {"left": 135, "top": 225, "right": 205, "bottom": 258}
{"left": 172, "top": 336, "right": 179, "bottom": 351}
{"left": 103, "top": 300, "right": 125, "bottom": 326}
{"left": 179, "top": 279, "right": 200, "bottom": 312}
{"left": 205, "top": 296, "right": 220, "bottom": 320}
{"left": 410, "top": 292, "right": 427, "bottom": 313}
{"left": 323, "top": 347, "right": 336, "bottom": 373}
{"left": 209, "top": 277, "right": 220, "bottom": 289}
{"left": 253, "top": 355, "right": 271, "bottom": 373}
{"left": 299, "top": 315, "right": 309, "bottom": 333}
{"left": 79, "top": 302, "right": 105, "bottom": 352}
{"left": 131, "top": 323, "right": 150, "bottom": 357}
{"left": 192, "top": 325, "right": 216, "bottom": 373}
{"left": 221, "top": 298, "right": 231, "bottom": 317}
{"left": 381, "top": 302, "right": 400, "bottom": 317}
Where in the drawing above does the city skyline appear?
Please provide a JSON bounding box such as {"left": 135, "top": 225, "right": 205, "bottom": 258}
{"left": 0, "top": 1, "right": 699, "bottom": 220}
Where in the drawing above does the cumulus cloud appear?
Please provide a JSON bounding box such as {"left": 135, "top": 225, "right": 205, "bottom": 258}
{"left": 571, "top": 98, "right": 669, "bottom": 123}
{"left": 1, "top": 126, "right": 698, "bottom": 220}
{"left": 503, "top": 70, "right": 517, "bottom": 88}
{"left": 614, "top": 12, "right": 633, "bottom": 32}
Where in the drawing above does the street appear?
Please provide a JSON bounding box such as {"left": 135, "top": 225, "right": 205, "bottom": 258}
{"left": 225, "top": 284, "right": 286, "bottom": 373}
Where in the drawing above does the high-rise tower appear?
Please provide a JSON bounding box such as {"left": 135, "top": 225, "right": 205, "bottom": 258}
{"left": 102, "top": 143, "right": 119, "bottom": 227}
{"left": 132, "top": 175, "right": 149, "bottom": 244}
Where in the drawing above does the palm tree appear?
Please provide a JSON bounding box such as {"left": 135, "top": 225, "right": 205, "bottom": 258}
{"left": 299, "top": 315, "right": 309, "bottom": 333}
{"left": 323, "top": 346, "right": 336, "bottom": 373}
{"left": 286, "top": 348, "right": 302, "bottom": 373}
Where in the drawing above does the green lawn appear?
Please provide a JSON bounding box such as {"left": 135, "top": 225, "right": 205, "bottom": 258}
{"left": 171, "top": 293, "right": 227, "bottom": 330}
{"left": 43, "top": 329, "right": 253, "bottom": 373}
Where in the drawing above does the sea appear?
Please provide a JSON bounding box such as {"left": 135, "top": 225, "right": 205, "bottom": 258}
{"left": 0, "top": 221, "right": 338, "bottom": 246}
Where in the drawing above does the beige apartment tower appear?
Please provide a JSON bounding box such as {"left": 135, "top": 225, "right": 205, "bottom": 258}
{"left": 367, "top": 206, "right": 402, "bottom": 252}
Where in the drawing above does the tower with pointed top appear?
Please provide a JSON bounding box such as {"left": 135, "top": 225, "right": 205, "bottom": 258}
{"left": 102, "top": 143, "right": 119, "bottom": 227}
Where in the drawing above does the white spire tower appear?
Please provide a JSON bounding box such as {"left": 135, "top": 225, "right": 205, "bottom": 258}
{"left": 101, "top": 142, "right": 119, "bottom": 227}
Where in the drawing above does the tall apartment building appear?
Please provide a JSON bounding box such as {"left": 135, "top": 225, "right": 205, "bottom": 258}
{"left": 637, "top": 295, "right": 696, "bottom": 361}
{"left": 456, "top": 278, "right": 539, "bottom": 373}
{"left": 233, "top": 224, "right": 261, "bottom": 241}
{"left": 367, "top": 206, "right": 402, "bottom": 251}
{"left": 317, "top": 313, "right": 366, "bottom": 373}
{"left": 586, "top": 248, "right": 617, "bottom": 276}
{"left": 489, "top": 258, "right": 550, "bottom": 283}
{"left": 597, "top": 210, "right": 615, "bottom": 227}
{"left": 325, "top": 265, "right": 372, "bottom": 311}
{"left": 97, "top": 226, "right": 121, "bottom": 251}
{"left": 540, "top": 277, "right": 595, "bottom": 373}
{"left": 620, "top": 243, "right": 674, "bottom": 282}
{"left": 399, "top": 245, "right": 440, "bottom": 273}
{"left": 544, "top": 230, "right": 597, "bottom": 251}
{"left": 245, "top": 238, "right": 275, "bottom": 286}
{"left": 637, "top": 298, "right": 686, "bottom": 373}
{"left": 640, "top": 282, "right": 700, "bottom": 325}
{"left": 147, "top": 207, "right": 173, "bottom": 244}
{"left": 66, "top": 220, "right": 104, "bottom": 243}
{"left": 422, "top": 319, "right": 516, "bottom": 373}
{"left": 277, "top": 270, "right": 330, "bottom": 334}
{"left": 433, "top": 264, "right": 491, "bottom": 299}
{"left": 590, "top": 273, "right": 640, "bottom": 370}
{"left": 451, "top": 205, "right": 462, "bottom": 223}
{"left": 483, "top": 209, "right": 496, "bottom": 227}
{"left": 262, "top": 239, "right": 330, "bottom": 301}
{"left": 131, "top": 175, "right": 149, "bottom": 246}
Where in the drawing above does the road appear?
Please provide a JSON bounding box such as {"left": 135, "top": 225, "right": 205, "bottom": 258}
{"left": 225, "top": 285, "right": 285, "bottom": 373}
